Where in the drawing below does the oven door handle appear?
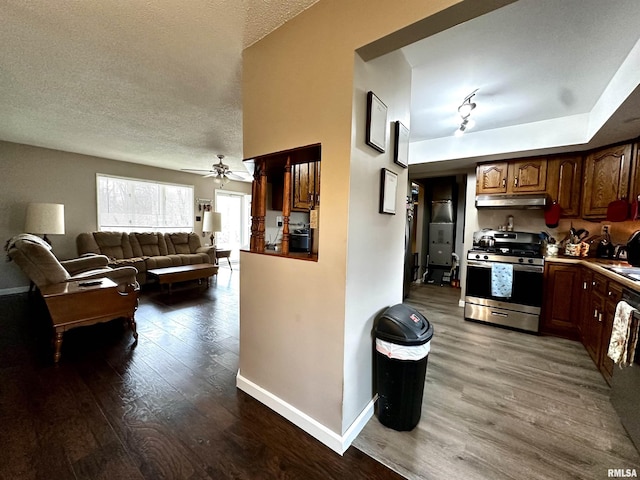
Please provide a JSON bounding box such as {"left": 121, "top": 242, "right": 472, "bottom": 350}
{"left": 467, "top": 260, "right": 543, "bottom": 273}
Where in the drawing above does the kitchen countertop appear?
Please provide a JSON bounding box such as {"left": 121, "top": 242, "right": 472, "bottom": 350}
{"left": 544, "top": 255, "right": 640, "bottom": 292}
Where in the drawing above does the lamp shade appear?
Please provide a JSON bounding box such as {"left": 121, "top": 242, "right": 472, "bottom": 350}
{"left": 25, "top": 203, "right": 65, "bottom": 235}
{"left": 202, "top": 211, "right": 222, "bottom": 233}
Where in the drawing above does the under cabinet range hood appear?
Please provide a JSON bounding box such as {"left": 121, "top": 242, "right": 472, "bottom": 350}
{"left": 475, "top": 194, "right": 550, "bottom": 209}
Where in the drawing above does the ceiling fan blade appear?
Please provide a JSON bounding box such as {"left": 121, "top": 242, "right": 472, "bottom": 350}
{"left": 203, "top": 173, "right": 219, "bottom": 178}
{"left": 181, "top": 168, "right": 213, "bottom": 173}
{"left": 225, "top": 172, "right": 245, "bottom": 181}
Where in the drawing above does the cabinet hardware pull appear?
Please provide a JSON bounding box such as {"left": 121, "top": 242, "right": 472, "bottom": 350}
{"left": 491, "top": 311, "right": 508, "bottom": 317}
{"left": 514, "top": 177, "right": 518, "bottom": 187}
{"left": 598, "top": 313, "right": 603, "bottom": 322}
{"left": 502, "top": 178, "right": 506, "bottom": 188}
{"left": 583, "top": 281, "right": 587, "bottom": 289}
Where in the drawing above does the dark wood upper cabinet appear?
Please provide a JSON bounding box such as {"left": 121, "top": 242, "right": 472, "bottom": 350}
{"left": 476, "top": 162, "right": 508, "bottom": 194}
{"left": 292, "top": 161, "right": 320, "bottom": 211}
{"left": 476, "top": 158, "right": 547, "bottom": 195}
{"left": 629, "top": 141, "right": 640, "bottom": 203}
{"left": 508, "top": 158, "right": 547, "bottom": 193}
{"left": 581, "top": 143, "right": 632, "bottom": 219}
{"left": 546, "top": 154, "right": 582, "bottom": 217}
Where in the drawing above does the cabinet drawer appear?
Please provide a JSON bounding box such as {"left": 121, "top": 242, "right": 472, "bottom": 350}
{"left": 606, "top": 281, "right": 623, "bottom": 304}
{"left": 591, "top": 273, "right": 608, "bottom": 296}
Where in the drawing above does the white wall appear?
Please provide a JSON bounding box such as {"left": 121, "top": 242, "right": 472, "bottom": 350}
{"left": 343, "top": 50, "right": 411, "bottom": 431}
{"left": 238, "top": 0, "right": 463, "bottom": 452}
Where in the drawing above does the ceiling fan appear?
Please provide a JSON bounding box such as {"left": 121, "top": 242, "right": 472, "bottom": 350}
{"left": 182, "top": 155, "right": 248, "bottom": 185}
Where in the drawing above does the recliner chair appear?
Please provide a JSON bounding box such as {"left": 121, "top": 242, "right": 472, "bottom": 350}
{"left": 6, "top": 234, "right": 140, "bottom": 363}
{"left": 6, "top": 234, "right": 138, "bottom": 290}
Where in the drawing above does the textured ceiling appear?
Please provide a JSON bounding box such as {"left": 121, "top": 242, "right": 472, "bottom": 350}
{"left": 0, "top": 0, "right": 319, "bottom": 177}
{"left": 0, "top": 0, "right": 638, "bottom": 180}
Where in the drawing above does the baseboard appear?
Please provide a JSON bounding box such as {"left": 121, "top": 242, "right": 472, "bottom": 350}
{"left": 0, "top": 286, "right": 30, "bottom": 296}
{"left": 236, "top": 372, "right": 374, "bottom": 455}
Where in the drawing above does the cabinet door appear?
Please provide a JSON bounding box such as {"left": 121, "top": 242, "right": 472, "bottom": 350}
{"left": 314, "top": 161, "right": 320, "bottom": 207}
{"left": 546, "top": 155, "right": 582, "bottom": 217}
{"left": 581, "top": 143, "right": 632, "bottom": 219}
{"left": 629, "top": 142, "right": 640, "bottom": 206}
{"left": 577, "top": 267, "right": 592, "bottom": 340}
{"left": 600, "top": 281, "right": 622, "bottom": 384}
{"left": 584, "top": 291, "right": 604, "bottom": 365}
{"left": 508, "top": 158, "right": 547, "bottom": 193}
{"left": 476, "top": 162, "right": 508, "bottom": 194}
{"left": 541, "top": 263, "right": 581, "bottom": 339}
{"left": 292, "top": 162, "right": 314, "bottom": 211}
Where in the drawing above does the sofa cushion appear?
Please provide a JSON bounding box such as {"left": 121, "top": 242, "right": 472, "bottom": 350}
{"left": 135, "top": 233, "right": 162, "bottom": 257}
{"left": 94, "top": 232, "right": 131, "bottom": 260}
{"left": 145, "top": 255, "right": 174, "bottom": 270}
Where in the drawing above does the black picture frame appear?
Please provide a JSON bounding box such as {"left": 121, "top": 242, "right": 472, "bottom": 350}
{"left": 366, "top": 91, "right": 387, "bottom": 153}
{"left": 393, "top": 121, "right": 409, "bottom": 168}
{"left": 379, "top": 168, "right": 398, "bottom": 214}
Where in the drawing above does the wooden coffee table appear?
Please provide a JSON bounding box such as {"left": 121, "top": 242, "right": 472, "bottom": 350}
{"left": 40, "top": 278, "right": 139, "bottom": 363}
{"left": 147, "top": 263, "right": 218, "bottom": 295}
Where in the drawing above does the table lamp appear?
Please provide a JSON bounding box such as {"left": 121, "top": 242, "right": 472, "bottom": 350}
{"left": 202, "top": 211, "right": 222, "bottom": 246}
{"left": 25, "top": 202, "right": 65, "bottom": 244}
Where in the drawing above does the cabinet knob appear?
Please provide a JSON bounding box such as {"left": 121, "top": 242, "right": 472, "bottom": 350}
{"left": 502, "top": 178, "right": 506, "bottom": 188}
{"left": 598, "top": 313, "right": 603, "bottom": 322}
{"left": 514, "top": 177, "right": 518, "bottom": 188}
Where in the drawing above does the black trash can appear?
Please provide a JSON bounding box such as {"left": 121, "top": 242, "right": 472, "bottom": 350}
{"left": 375, "top": 303, "right": 434, "bottom": 431}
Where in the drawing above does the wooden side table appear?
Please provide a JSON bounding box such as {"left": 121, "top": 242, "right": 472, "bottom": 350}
{"left": 40, "top": 278, "right": 139, "bottom": 363}
{"left": 215, "top": 248, "right": 233, "bottom": 270}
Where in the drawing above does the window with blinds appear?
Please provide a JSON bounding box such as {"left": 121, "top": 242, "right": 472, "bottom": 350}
{"left": 97, "top": 174, "right": 194, "bottom": 232}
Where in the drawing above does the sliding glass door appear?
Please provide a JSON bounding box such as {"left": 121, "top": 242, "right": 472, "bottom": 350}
{"left": 214, "top": 190, "right": 251, "bottom": 261}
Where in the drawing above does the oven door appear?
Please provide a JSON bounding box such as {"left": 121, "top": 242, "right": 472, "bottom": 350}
{"left": 465, "top": 259, "right": 543, "bottom": 307}
{"left": 464, "top": 259, "right": 544, "bottom": 332}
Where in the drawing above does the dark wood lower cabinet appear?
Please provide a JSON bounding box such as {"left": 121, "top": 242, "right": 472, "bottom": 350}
{"left": 542, "top": 263, "right": 621, "bottom": 385}
{"left": 541, "top": 263, "right": 581, "bottom": 340}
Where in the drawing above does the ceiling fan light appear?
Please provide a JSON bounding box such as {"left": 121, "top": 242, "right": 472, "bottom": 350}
{"left": 212, "top": 174, "right": 223, "bottom": 187}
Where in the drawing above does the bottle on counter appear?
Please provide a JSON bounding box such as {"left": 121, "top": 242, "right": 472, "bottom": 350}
{"left": 506, "top": 215, "right": 514, "bottom": 232}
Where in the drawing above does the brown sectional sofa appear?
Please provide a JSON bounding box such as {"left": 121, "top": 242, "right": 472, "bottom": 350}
{"left": 77, "top": 231, "right": 216, "bottom": 285}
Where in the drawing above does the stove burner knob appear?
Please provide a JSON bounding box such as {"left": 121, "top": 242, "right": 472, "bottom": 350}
{"left": 475, "top": 254, "right": 480, "bottom": 259}
{"left": 528, "top": 258, "right": 534, "bottom": 264}
{"left": 483, "top": 255, "right": 489, "bottom": 260}
{"left": 518, "top": 258, "right": 524, "bottom": 263}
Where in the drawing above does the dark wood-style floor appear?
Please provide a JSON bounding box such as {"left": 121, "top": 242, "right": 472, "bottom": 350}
{"left": 0, "top": 266, "right": 402, "bottom": 480}
{"left": 354, "top": 283, "right": 640, "bottom": 480}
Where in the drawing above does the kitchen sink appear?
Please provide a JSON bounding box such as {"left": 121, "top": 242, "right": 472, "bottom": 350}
{"left": 603, "top": 266, "right": 640, "bottom": 282}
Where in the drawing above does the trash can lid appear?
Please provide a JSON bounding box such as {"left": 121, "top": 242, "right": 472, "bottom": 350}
{"left": 376, "top": 303, "right": 433, "bottom": 346}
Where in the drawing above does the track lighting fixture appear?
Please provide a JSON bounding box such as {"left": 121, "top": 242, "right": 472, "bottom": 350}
{"left": 455, "top": 89, "right": 478, "bottom": 136}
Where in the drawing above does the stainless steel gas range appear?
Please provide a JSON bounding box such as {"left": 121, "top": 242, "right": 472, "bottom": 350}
{"left": 464, "top": 230, "right": 544, "bottom": 333}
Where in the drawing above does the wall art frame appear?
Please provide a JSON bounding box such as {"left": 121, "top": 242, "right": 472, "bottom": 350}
{"left": 379, "top": 168, "right": 398, "bottom": 214}
{"left": 393, "top": 120, "right": 409, "bottom": 168}
{"left": 366, "top": 91, "right": 387, "bottom": 153}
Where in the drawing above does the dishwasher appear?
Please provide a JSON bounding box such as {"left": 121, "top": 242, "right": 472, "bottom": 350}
{"left": 610, "top": 288, "right": 640, "bottom": 453}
